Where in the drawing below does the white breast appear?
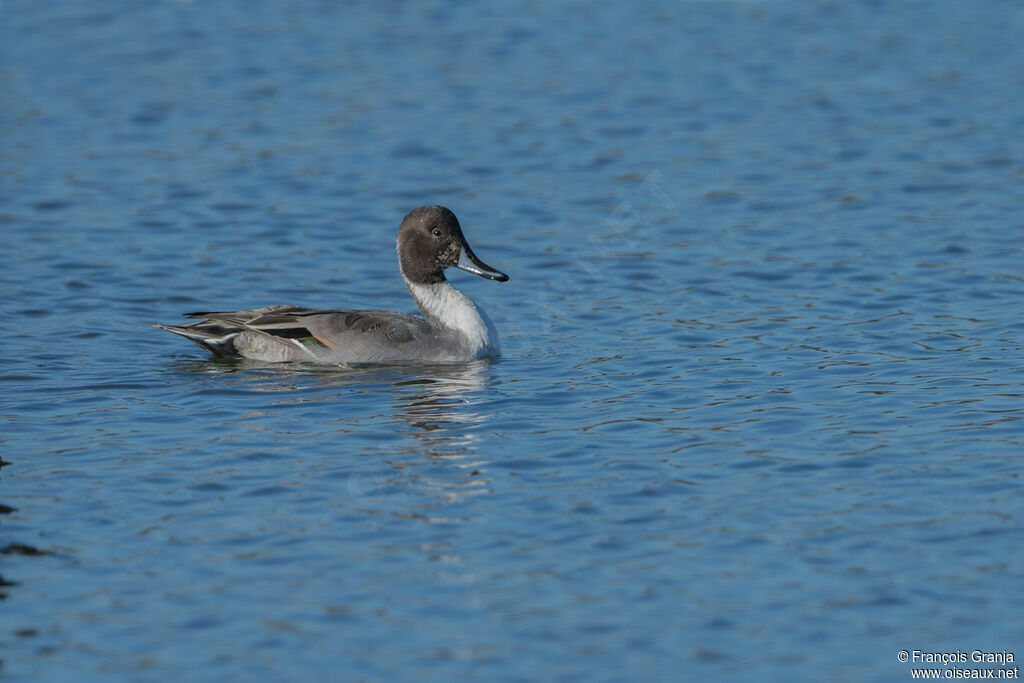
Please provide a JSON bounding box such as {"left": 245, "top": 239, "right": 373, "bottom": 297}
{"left": 405, "top": 278, "right": 501, "bottom": 358}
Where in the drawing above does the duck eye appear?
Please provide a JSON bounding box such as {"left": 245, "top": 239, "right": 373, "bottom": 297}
{"left": 432, "top": 229, "right": 442, "bottom": 237}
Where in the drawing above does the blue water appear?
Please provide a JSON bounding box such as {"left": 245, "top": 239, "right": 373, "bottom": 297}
{"left": 3, "top": 1, "right": 1023, "bottom": 680}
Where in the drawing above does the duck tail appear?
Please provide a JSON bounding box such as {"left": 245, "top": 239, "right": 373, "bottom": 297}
{"left": 146, "top": 322, "right": 241, "bottom": 358}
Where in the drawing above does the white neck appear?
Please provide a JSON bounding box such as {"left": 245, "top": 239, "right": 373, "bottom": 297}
{"left": 403, "top": 276, "right": 500, "bottom": 357}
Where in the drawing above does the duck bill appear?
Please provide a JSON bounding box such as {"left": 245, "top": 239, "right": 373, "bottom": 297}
{"left": 456, "top": 241, "right": 509, "bottom": 282}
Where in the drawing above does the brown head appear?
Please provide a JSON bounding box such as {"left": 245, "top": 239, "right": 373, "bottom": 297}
{"left": 396, "top": 206, "right": 509, "bottom": 285}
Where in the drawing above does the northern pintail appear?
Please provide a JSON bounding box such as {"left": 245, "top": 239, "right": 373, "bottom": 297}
{"left": 150, "top": 206, "right": 509, "bottom": 363}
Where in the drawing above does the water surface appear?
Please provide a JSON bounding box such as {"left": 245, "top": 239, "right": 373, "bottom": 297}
{"left": 2, "top": 1, "right": 1023, "bottom": 681}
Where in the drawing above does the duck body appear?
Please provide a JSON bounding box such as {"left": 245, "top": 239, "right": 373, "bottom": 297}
{"left": 151, "top": 206, "right": 508, "bottom": 364}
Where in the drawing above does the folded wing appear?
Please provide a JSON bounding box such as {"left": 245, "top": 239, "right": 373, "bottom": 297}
{"left": 151, "top": 305, "right": 430, "bottom": 362}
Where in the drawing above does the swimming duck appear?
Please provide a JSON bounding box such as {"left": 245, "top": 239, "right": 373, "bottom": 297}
{"left": 150, "top": 206, "right": 509, "bottom": 363}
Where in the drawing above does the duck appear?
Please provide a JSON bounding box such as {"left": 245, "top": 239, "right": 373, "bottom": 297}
{"left": 150, "top": 205, "right": 509, "bottom": 363}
